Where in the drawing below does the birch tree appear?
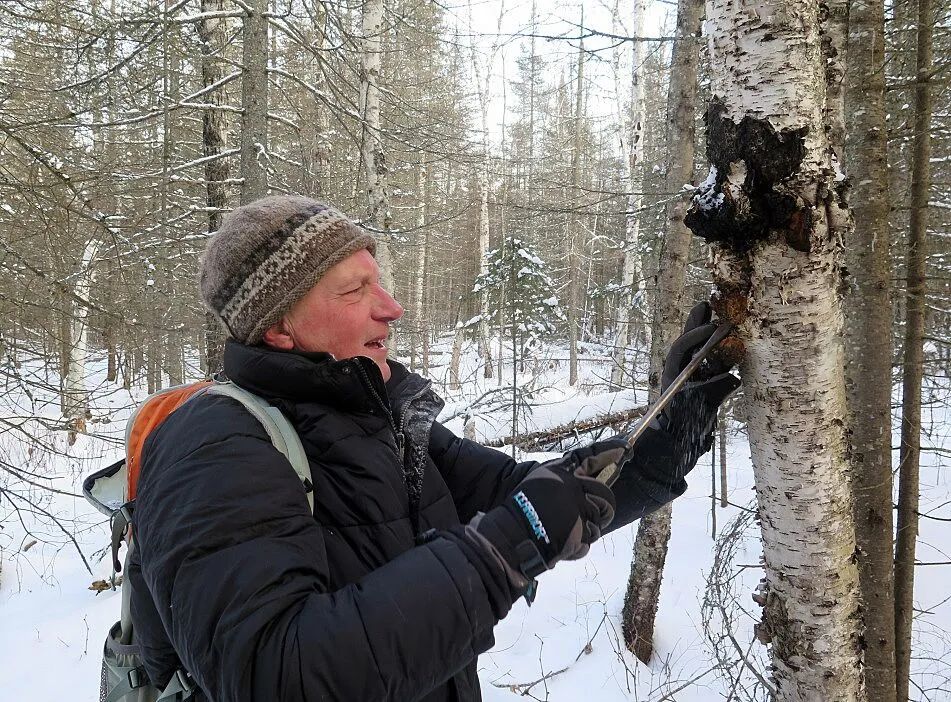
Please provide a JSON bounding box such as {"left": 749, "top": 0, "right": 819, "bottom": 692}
{"left": 843, "top": 1, "right": 896, "bottom": 699}
{"left": 684, "top": 0, "right": 866, "bottom": 697}
{"left": 610, "top": 0, "right": 649, "bottom": 390}
{"left": 566, "top": 34, "right": 585, "bottom": 387}
{"left": 621, "top": 0, "right": 704, "bottom": 664}
{"left": 358, "top": 0, "right": 394, "bottom": 293}
{"left": 456, "top": 0, "right": 506, "bottom": 380}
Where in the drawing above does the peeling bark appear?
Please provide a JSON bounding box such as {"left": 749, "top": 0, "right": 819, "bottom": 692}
{"left": 686, "top": 1, "right": 866, "bottom": 698}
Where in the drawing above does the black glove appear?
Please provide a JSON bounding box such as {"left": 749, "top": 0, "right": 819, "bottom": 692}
{"left": 600, "top": 427, "right": 685, "bottom": 532}
{"left": 465, "top": 446, "right": 617, "bottom": 600}
{"left": 658, "top": 302, "right": 740, "bottom": 476}
{"left": 591, "top": 304, "right": 740, "bottom": 533}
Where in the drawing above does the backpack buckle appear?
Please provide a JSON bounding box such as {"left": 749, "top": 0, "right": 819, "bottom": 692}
{"left": 175, "top": 669, "right": 196, "bottom": 694}
{"left": 110, "top": 504, "right": 134, "bottom": 573}
{"left": 128, "top": 666, "right": 147, "bottom": 690}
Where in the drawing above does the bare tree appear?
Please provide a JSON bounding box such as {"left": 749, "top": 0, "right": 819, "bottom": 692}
{"left": 610, "top": 0, "right": 649, "bottom": 390}
{"left": 843, "top": 0, "right": 897, "bottom": 699}
{"left": 197, "top": 0, "right": 231, "bottom": 375}
{"left": 566, "top": 30, "right": 585, "bottom": 387}
{"left": 240, "top": 0, "right": 269, "bottom": 203}
{"left": 621, "top": 0, "right": 704, "bottom": 664}
{"left": 895, "top": 0, "right": 934, "bottom": 699}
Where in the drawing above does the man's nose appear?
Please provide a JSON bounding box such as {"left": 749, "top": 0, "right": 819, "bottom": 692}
{"left": 374, "top": 285, "right": 404, "bottom": 322}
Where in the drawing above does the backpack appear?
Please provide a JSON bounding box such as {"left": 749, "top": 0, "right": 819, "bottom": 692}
{"left": 82, "top": 381, "right": 313, "bottom": 702}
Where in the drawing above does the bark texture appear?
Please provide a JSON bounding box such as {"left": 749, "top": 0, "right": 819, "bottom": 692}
{"left": 610, "top": 0, "right": 648, "bottom": 390}
{"left": 198, "top": 0, "right": 229, "bottom": 375}
{"left": 843, "top": 1, "right": 896, "bottom": 699}
{"left": 686, "top": 1, "right": 866, "bottom": 698}
{"left": 567, "top": 37, "right": 585, "bottom": 387}
{"left": 64, "top": 237, "right": 100, "bottom": 443}
{"left": 621, "top": 0, "right": 703, "bottom": 665}
{"left": 239, "top": 0, "right": 268, "bottom": 203}
{"left": 359, "top": 0, "right": 393, "bottom": 294}
{"left": 894, "top": 0, "right": 932, "bottom": 698}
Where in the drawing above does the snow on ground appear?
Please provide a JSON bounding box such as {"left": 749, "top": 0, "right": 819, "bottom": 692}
{"left": 0, "top": 338, "right": 948, "bottom": 700}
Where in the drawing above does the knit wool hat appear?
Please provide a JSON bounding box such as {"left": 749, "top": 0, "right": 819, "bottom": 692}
{"left": 200, "top": 195, "right": 376, "bottom": 344}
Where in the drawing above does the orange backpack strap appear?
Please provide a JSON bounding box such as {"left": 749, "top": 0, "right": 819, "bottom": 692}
{"left": 126, "top": 381, "right": 213, "bottom": 500}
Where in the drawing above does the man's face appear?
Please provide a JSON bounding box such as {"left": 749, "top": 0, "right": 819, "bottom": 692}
{"left": 264, "top": 249, "right": 404, "bottom": 381}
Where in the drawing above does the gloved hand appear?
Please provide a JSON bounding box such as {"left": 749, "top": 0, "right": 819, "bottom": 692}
{"left": 593, "top": 303, "right": 740, "bottom": 533}
{"left": 466, "top": 445, "right": 617, "bottom": 597}
{"left": 657, "top": 301, "right": 740, "bottom": 477}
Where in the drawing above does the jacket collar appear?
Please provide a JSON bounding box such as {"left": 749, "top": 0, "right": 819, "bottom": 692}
{"left": 222, "top": 339, "right": 433, "bottom": 415}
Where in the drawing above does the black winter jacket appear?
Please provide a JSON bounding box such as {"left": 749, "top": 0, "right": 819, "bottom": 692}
{"left": 130, "top": 341, "right": 538, "bottom": 702}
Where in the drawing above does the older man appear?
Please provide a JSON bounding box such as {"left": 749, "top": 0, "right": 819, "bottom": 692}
{"left": 130, "top": 195, "right": 738, "bottom": 702}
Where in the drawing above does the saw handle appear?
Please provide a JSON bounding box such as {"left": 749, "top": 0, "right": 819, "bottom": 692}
{"left": 596, "top": 321, "right": 735, "bottom": 487}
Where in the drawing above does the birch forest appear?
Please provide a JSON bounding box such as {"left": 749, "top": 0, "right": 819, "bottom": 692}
{"left": 0, "top": 0, "right": 950, "bottom": 700}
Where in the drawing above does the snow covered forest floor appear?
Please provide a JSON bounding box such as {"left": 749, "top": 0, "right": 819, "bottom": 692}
{"left": 1, "top": 337, "right": 949, "bottom": 701}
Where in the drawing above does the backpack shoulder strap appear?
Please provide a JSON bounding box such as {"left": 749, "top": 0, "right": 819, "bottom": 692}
{"left": 204, "top": 382, "right": 314, "bottom": 513}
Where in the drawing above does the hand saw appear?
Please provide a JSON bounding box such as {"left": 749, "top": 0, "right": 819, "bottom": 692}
{"left": 596, "top": 321, "right": 735, "bottom": 488}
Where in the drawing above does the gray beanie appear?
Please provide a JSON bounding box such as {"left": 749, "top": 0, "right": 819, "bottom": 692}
{"left": 200, "top": 195, "right": 376, "bottom": 344}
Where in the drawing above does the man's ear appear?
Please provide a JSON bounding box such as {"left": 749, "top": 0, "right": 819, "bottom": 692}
{"left": 261, "top": 318, "right": 295, "bottom": 350}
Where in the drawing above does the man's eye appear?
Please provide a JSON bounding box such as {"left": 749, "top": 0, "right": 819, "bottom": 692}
{"left": 344, "top": 287, "right": 362, "bottom": 295}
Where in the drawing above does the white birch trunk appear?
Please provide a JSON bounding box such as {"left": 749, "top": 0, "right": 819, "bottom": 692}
{"left": 64, "top": 237, "right": 101, "bottom": 444}
{"left": 411, "top": 159, "right": 429, "bottom": 372}
{"left": 477, "top": 161, "right": 493, "bottom": 378}
{"left": 359, "top": 0, "right": 393, "bottom": 293}
{"left": 466, "top": 0, "right": 506, "bottom": 379}
{"left": 610, "top": 0, "right": 648, "bottom": 390}
{"left": 566, "top": 33, "right": 585, "bottom": 387}
{"left": 686, "top": 1, "right": 866, "bottom": 698}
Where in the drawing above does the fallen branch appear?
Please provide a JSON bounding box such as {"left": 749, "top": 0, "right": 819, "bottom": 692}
{"left": 484, "top": 406, "right": 647, "bottom": 450}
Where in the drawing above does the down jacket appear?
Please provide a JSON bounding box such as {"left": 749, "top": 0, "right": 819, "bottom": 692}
{"left": 130, "top": 341, "right": 537, "bottom": 702}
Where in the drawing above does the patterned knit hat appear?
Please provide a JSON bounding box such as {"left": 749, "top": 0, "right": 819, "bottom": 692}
{"left": 200, "top": 195, "right": 376, "bottom": 344}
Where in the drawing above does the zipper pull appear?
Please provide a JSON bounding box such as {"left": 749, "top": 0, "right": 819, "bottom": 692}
{"left": 396, "top": 431, "right": 405, "bottom": 457}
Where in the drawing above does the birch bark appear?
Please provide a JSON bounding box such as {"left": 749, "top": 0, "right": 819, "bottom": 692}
{"left": 411, "top": 158, "right": 429, "bottom": 372}
{"left": 64, "top": 237, "right": 101, "bottom": 444}
{"left": 621, "top": 0, "right": 703, "bottom": 664}
{"left": 359, "top": 0, "right": 393, "bottom": 293}
{"left": 843, "top": 1, "right": 896, "bottom": 698}
{"left": 567, "top": 36, "right": 585, "bottom": 387}
{"left": 684, "top": 1, "right": 866, "bottom": 698}
{"left": 610, "top": 0, "right": 648, "bottom": 390}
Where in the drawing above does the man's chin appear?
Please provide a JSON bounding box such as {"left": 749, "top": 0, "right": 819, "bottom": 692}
{"left": 355, "top": 349, "right": 391, "bottom": 381}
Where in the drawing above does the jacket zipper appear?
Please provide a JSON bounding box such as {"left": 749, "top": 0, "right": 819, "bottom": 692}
{"left": 353, "top": 361, "right": 403, "bottom": 458}
{"left": 396, "top": 381, "right": 433, "bottom": 440}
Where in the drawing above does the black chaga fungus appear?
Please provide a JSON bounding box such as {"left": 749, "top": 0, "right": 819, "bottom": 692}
{"left": 686, "top": 98, "right": 811, "bottom": 252}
